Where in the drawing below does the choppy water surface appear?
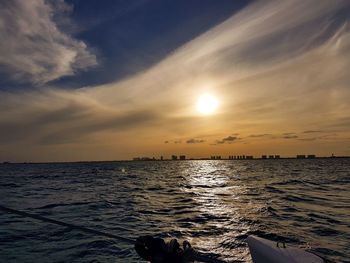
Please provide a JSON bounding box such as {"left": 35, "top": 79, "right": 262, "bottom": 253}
{"left": 0, "top": 159, "right": 349, "bottom": 262}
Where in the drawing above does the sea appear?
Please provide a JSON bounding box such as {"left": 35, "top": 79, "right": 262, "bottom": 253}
{"left": 0, "top": 159, "right": 349, "bottom": 263}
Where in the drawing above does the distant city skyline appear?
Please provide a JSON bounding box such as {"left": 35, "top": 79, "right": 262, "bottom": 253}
{"left": 1, "top": 0, "right": 350, "bottom": 162}
{"left": 131, "top": 153, "right": 348, "bottom": 162}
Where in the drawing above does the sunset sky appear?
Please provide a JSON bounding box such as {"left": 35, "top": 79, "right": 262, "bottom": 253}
{"left": 1, "top": 0, "right": 350, "bottom": 162}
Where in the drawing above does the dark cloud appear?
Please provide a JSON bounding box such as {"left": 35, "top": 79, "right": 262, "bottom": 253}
{"left": 186, "top": 138, "right": 205, "bottom": 144}
{"left": 248, "top": 133, "right": 271, "bottom": 137}
{"left": 164, "top": 140, "right": 183, "bottom": 144}
{"left": 280, "top": 132, "right": 298, "bottom": 139}
{"left": 283, "top": 135, "right": 298, "bottom": 139}
{"left": 216, "top": 135, "right": 239, "bottom": 144}
{"left": 303, "top": 130, "right": 322, "bottom": 133}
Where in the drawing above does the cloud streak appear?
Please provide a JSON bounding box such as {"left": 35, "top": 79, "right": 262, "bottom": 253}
{"left": 0, "top": 89, "right": 160, "bottom": 145}
{"left": 1, "top": 0, "right": 350, "bottom": 161}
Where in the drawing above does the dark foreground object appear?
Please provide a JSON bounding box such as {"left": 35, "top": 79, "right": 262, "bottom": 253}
{"left": 135, "top": 235, "right": 194, "bottom": 263}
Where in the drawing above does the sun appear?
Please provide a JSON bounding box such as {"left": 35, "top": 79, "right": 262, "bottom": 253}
{"left": 196, "top": 94, "right": 218, "bottom": 114}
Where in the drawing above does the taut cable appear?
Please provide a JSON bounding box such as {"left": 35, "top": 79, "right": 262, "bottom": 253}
{"left": 0, "top": 204, "right": 233, "bottom": 263}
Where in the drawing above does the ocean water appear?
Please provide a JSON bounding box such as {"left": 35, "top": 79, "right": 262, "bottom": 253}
{"left": 0, "top": 159, "right": 349, "bottom": 263}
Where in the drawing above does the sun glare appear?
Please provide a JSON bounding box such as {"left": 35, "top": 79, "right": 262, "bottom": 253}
{"left": 196, "top": 94, "right": 218, "bottom": 115}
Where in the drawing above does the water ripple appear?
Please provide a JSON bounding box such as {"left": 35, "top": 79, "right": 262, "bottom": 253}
{"left": 0, "top": 159, "right": 349, "bottom": 262}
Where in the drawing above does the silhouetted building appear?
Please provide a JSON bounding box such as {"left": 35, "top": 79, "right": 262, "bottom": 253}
{"left": 133, "top": 157, "right": 152, "bottom": 161}
{"left": 179, "top": 155, "right": 186, "bottom": 160}
{"left": 262, "top": 155, "right": 267, "bottom": 159}
{"left": 296, "top": 155, "right": 306, "bottom": 159}
{"left": 172, "top": 155, "right": 178, "bottom": 160}
{"left": 269, "top": 155, "right": 274, "bottom": 159}
{"left": 307, "top": 154, "right": 316, "bottom": 159}
{"left": 160, "top": 156, "right": 163, "bottom": 161}
{"left": 275, "top": 155, "right": 280, "bottom": 159}
{"left": 132, "top": 157, "right": 155, "bottom": 161}
{"left": 246, "top": 156, "right": 254, "bottom": 159}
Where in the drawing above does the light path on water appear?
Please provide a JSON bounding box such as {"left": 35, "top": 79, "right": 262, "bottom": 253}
{"left": 0, "top": 159, "right": 349, "bottom": 262}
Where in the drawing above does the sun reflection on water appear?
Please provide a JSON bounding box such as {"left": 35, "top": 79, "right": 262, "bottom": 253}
{"left": 179, "top": 160, "right": 253, "bottom": 261}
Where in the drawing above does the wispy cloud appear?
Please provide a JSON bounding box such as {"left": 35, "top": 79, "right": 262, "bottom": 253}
{"left": 0, "top": 0, "right": 97, "bottom": 84}
{"left": 1, "top": 0, "right": 350, "bottom": 161}
{"left": 298, "top": 133, "right": 338, "bottom": 142}
{"left": 0, "top": 89, "right": 160, "bottom": 145}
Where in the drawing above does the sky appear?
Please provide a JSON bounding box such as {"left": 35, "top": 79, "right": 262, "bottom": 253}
{"left": 0, "top": 0, "right": 350, "bottom": 162}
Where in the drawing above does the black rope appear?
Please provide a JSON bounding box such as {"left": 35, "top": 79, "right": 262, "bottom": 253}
{"left": 0, "top": 204, "right": 231, "bottom": 263}
{"left": 0, "top": 204, "right": 134, "bottom": 244}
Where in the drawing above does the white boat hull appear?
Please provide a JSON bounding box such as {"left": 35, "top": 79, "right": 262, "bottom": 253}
{"left": 247, "top": 235, "right": 324, "bottom": 263}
